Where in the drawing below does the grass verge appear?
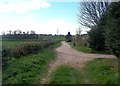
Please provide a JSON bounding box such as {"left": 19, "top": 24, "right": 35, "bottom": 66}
{"left": 69, "top": 42, "right": 112, "bottom": 54}
{"left": 49, "top": 66, "right": 80, "bottom": 84}
{"left": 79, "top": 58, "right": 118, "bottom": 84}
{"left": 2, "top": 42, "right": 61, "bottom": 84}
{"left": 48, "top": 58, "right": 118, "bottom": 84}
{"left": 69, "top": 42, "right": 92, "bottom": 53}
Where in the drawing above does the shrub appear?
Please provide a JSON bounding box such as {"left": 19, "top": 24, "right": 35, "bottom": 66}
{"left": 105, "top": 2, "right": 120, "bottom": 58}
{"left": 12, "top": 41, "right": 57, "bottom": 58}
{"left": 13, "top": 43, "right": 42, "bottom": 58}
{"left": 2, "top": 47, "right": 12, "bottom": 57}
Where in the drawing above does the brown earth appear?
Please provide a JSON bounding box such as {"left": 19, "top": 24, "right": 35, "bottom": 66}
{"left": 40, "top": 41, "right": 116, "bottom": 84}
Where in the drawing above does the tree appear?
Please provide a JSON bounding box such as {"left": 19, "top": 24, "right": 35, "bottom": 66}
{"left": 88, "top": 25, "right": 106, "bottom": 51}
{"left": 2, "top": 31, "right": 5, "bottom": 35}
{"left": 89, "top": 11, "right": 109, "bottom": 51}
{"left": 76, "top": 27, "right": 81, "bottom": 35}
{"left": 78, "top": 0, "right": 110, "bottom": 28}
{"left": 78, "top": 0, "right": 110, "bottom": 51}
{"left": 105, "top": 2, "right": 120, "bottom": 58}
{"left": 30, "top": 30, "right": 36, "bottom": 34}
{"left": 17, "top": 29, "right": 22, "bottom": 34}
{"left": 13, "top": 30, "right": 17, "bottom": 35}
{"left": 8, "top": 30, "right": 12, "bottom": 35}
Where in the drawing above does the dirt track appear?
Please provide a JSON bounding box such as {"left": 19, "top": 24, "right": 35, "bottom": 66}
{"left": 40, "top": 41, "right": 116, "bottom": 84}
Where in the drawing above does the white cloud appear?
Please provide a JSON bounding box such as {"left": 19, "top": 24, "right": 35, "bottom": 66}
{"left": 0, "top": 0, "right": 51, "bottom": 13}
{"left": 0, "top": 18, "right": 77, "bottom": 35}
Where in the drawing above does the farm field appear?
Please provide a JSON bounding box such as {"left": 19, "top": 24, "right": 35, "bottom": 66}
{"left": 1, "top": 39, "right": 119, "bottom": 85}
{"left": 2, "top": 35, "right": 65, "bottom": 48}
{"left": 1, "top": 38, "right": 119, "bottom": 85}
{"left": 2, "top": 39, "right": 61, "bottom": 84}
{"left": 2, "top": 39, "right": 41, "bottom": 48}
{"left": 40, "top": 35, "right": 65, "bottom": 41}
{"left": 1, "top": 0, "right": 120, "bottom": 85}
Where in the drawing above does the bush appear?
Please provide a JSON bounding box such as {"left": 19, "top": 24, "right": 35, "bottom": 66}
{"left": 2, "top": 40, "right": 58, "bottom": 69}
{"left": 2, "top": 47, "right": 12, "bottom": 57}
{"left": 88, "top": 26, "right": 106, "bottom": 51}
{"left": 105, "top": 2, "right": 120, "bottom": 58}
{"left": 2, "top": 40, "right": 58, "bottom": 58}
{"left": 13, "top": 43, "right": 42, "bottom": 58}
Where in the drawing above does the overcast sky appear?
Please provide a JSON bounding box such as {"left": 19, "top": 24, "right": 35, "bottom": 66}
{"left": 0, "top": 0, "right": 90, "bottom": 35}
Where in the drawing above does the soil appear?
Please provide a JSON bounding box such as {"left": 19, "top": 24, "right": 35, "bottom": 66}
{"left": 40, "top": 41, "right": 116, "bottom": 84}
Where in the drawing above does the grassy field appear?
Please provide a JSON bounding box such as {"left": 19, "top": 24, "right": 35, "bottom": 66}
{"left": 40, "top": 35, "right": 65, "bottom": 41}
{"left": 2, "top": 39, "right": 41, "bottom": 48}
{"left": 2, "top": 40, "right": 118, "bottom": 85}
{"left": 49, "top": 66, "right": 80, "bottom": 84}
{"left": 2, "top": 40, "right": 61, "bottom": 84}
{"left": 48, "top": 58, "right": 118, "bottom": 84}
{"left": 2, "top": 35, "right": 65, "bottom": 48}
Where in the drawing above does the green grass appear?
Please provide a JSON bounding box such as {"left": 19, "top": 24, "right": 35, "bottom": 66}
{"left": 2, "top": 37, "right": 63, "bottom": 49}
{"left": 2, "top": 40, "right": 24, "bottom": 48}
{"left": 69, "top": 42, "right": 92, "bottom": 53}
{"left": 48, "top": 58, "right": 118, "bottom": 84}
{"left": 0, "top": 71, "right": 2, "bottom": 85}
{"left": 49, "top": 66, "right": 80, "bottom": 84}
{"left": 79, "top": 58, "right": 119, "bottom": 84}
{"left": 41, "top": 36, "right": 65, "bottom": 41}
{"left": 3, "top": 49, "right": 54, "bottom": 84}
{"left": 69, "top": 42, "right": 112, "bottom": 54}
{"left": 2, "top": 42, "right": 61, "bottom": 84}
{"left": 2, "top": 40, "right": 41, "bottom": 48}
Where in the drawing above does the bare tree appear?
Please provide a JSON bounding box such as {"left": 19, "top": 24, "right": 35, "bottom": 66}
{"left": 78, "top": 0, "right": 110, "bottom": 28}
{"left": 76, "top": 27, "right": 81, "bottom": 35}
{"left": 27, "top": 31, "right": 29, "bottom": 34}
{"left": 2, "top": 31, "right": 5, "bottom": 35}
{"left": 17, "top": 29, "right": 22, "bottom": 34}
{"left": 8, "top": 30, "right": 12, "bottom": 35}
{"left": 13, "top": 30, "right": 17, "bottom": 35}
{"left": 30, "top": 30, "right": 36, "bottom": 34}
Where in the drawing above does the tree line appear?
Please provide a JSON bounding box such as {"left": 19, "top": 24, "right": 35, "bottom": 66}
{"left": 2, "top": 30, "right": 39, "bottom": 39}
{"left": 79, "top": 1, "right": 120, "bottom": 58}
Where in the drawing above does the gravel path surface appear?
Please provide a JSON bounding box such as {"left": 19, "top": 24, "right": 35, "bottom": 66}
{"left": 40, "top": 41, "right": 116, "bottom": 84}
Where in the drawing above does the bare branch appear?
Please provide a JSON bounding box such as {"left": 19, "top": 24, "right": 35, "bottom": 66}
{"left": 78, "top": 0, "right": 110, "bottom": 29}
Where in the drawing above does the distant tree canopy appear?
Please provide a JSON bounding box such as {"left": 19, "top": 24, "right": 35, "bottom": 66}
{"left": 2, "top": 30, "right": 39, "bottom": 39}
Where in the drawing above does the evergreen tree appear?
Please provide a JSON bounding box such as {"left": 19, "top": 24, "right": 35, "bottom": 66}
{"left": 105, "top": 2, "right": 120, "bottom": 58}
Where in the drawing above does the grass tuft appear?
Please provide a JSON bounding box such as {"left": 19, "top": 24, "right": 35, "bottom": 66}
{"left": 79, "top": 58, "right": 118, "bottom": 84}
{"left": 49, "top": 66, "right": 80, "bottom": 84}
